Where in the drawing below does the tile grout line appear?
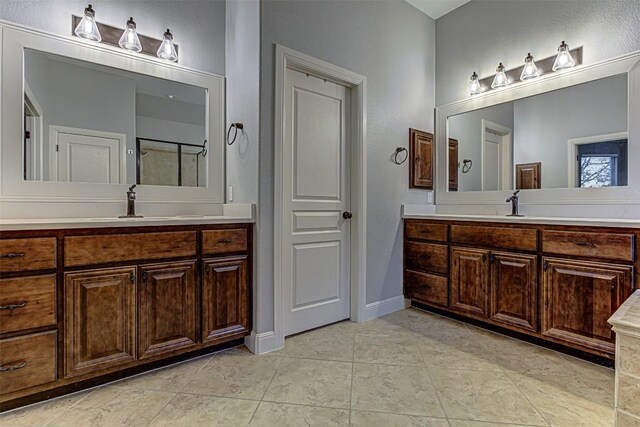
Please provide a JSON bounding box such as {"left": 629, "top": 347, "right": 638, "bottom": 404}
{"left": 348, "top": 327, "right": 356, "bottom": 426}
{"left": 247, "top": 348, "right": 284, "bottom": 424}
{"left": 37, "top": 384, "right": 99, "bottom": 426}
{"left": 501, "top": 371, "right": 552, "bottom": 427}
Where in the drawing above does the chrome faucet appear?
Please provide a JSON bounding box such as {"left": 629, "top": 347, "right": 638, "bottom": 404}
{"left": 506, "top": 190, "right": 523, "bottom": 217}
{"left": 119, "top": 185, "right": 143, "bottom": 218}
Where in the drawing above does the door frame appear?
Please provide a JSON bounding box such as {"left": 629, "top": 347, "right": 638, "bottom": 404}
{"left": 480, "top": 119, "right": 512, "bottom": 191}
{"left": 273, "top": 45, "right": 367, "bottom": 349}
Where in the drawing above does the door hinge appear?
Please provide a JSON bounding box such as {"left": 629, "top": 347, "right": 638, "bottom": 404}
{"left": 25, "top": 130, "right": 31, "bottom": 139}
{"left": 56, "top": 144, "right": 59, "bottom": 152}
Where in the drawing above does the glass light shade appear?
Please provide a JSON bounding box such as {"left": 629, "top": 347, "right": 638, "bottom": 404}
{"left": 118, "top": 17, "right": 142, "bottom": 52}
{"left": 74, "top": 4, "right": 101, "bottom": 42}
{"left": 468, "top": 72, "right": 482, "bottom": 95}
{"left": 520, "top": 53, "right": 540, "bottom": 81}
{"left": 552, "top": 41, "right": 575, "bottom": 71}
{"left": 491, "top": 63, "right": 509, "bottom": 89}
{"left": 157, "top": 29, "right": 178, "bottom": 62}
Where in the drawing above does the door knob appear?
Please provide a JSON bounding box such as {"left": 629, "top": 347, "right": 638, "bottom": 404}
{"left": 342, "top": 211, "right": 353, "bottom": 220}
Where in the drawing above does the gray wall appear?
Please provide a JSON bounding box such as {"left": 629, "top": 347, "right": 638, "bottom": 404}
{"left": 1, "top": 0, "right": 225, "bottom": 76}
{"left": 436, "top": 0, "right": 640, "bottom": 106}
{"left": 257, "top": 0, "right": 436, "bottom": 332}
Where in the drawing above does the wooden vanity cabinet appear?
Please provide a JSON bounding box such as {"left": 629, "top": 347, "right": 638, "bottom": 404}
{"left": 404, "top": 218, "right": 638, "bottom": 362}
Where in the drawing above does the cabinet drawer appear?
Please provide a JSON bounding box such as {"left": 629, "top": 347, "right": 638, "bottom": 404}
{"left": 405, "top": 221, "right": 448, "bottom": 242}
{"left": 0, "top": 238, "right": 57, "bottom": 273}
{"left": 451, "top": 225, "right": 538, "bottom": 252}
{"left": 202, "top": 229, "right": 248, "bottom": 255}
{"left": 405, "top": 270, "right": 448, "bottom": 307}
{"left": 405, "top": 242, "right": 448, "bottom": 275}
{"left": 65, "top": 231, "right": 196, "bottom": 267}
{"left": 0, "top": 331, "right": 56, "bottom": 395}
{"left": 542, "top": 230, "right": 634, "bottom": 262}
{"left": 0, "top": 275, "right": 56, "bottom": 334}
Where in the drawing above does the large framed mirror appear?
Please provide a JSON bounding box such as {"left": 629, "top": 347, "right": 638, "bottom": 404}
{"left": 1, "top": 22, "right": 224, "bottom": 207}
{"left": 435, "top": 51, "right": 640, "bottom": 206}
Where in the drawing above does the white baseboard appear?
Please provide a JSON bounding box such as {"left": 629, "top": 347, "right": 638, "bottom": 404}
{"left": 244, "top": 330, "right": 281, "bottom": 355}
{"left": 361, "top": 295, "right": 410, "bottom": 322}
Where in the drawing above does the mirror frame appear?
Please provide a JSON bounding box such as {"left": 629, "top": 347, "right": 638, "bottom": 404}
{"left": 435, "top": 50, "right": 640, "bottom": 207}
{"left": 0, "top": 21, "right": 225, "bottom": 207}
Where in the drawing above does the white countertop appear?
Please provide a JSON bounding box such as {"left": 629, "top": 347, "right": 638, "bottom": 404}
{"left": 609, "top": 291, "right": 640, "bottom": 334}
{"left": 401, "top": 205, "right": 640, "bottom": 228}
{"left": 0, "top": 204, "right": 255, "bottom": 231}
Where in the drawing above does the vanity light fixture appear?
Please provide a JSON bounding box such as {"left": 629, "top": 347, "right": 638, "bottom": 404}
{"left": 468, "top": 72, "right": 482, "bottom": 95}
{"left": 552, "top": 41, "right": 576, "bottom": 71}
{"left": 491, "top": 62, "right": 509, "bottom": 89}
{"left": 74, "top": 4, "right": 101, "bottom": 42}
{"left": 157, "top": 29, "right": 178, "bottom": 62}
{"left": 520, "top": 53, "right": 540, "bottom": 81}
{"left": 118, "top": 17, "right": 142, "bottom": 53}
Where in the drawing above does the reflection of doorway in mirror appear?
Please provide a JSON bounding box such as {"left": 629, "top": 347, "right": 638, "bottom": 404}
{"left": 481, "top": 120, "right": 512, "bottom": 191}
{"left": 567, "top": 132, "right": 628, "bottom": 188}
{"left": 24, "top": 84, "right": 43, "bottom": 181}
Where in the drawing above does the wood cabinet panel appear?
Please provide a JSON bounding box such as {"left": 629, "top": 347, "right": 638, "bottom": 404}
{"left": 542, "top": 258, "right": 633, "bottom": 354}
{"left": 64, "top": 267, "right": 136, "bottom": 378}
{"left": 489, "top": 252, "right": 537, "bottom": 332}
{"left": 450, "top": 247, "right": 489, "bottom": 318}
{"left": 0, "top": 331, "right": 56, "bottom": 395}
{"left": 543, "top": 230, "right": 634, "bottom": 262}
{"left": 405, "top": 270, "right": 448, "bottom": 308}
{"left": 138, "top": 262, "right": 197, "bottom": 359}
{"left": 409, "top": 129, "right": 433, "bottom": 189}
{"left": 405, "top": 242, "right": 448, "bottom": 275}
{"left": 0, "top": 275, "right": 56, "bottom": 334}
{"left": 202, "top": 256, "right": 249, "bottom": 344}
{"left": 0, "top": 238, "right": 56, "bottom": 273}
{"left": 405, "top": 221, "right": 448, "bottom": 242}
{"left": 515, "top": 162, "right": 541, "bottom": 190}
{"left": 448, "top": 139, "right": 459, "bottom": 192}
{"left": 64, "top": 232, "right": 196, "bottom": 267}
{"left": 202, "top": 229, "right": 248, "bottom": 255}
{"left": 451, "top": 225, "right": 538, "bottom": 252}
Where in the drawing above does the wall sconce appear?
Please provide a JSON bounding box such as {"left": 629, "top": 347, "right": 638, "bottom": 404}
{"left": 157, "top": 29, "right": 178, "bottom": 62}
{"left": 520, "top": 53, "right": 540, "bottom": 80}
{"left": 468, "top": 72, "right": 482, "bottom": 95}
{"left": 119, "top": 17, "right": 142, "bottom": 52}
{"left": 491, "top": 63, "right": 509, "bottom": 89}
{"left": 552, "top": 41, "right": 576, "bottom": 71}
{"left": 74, "top": 4, "right": 101, "bottom": 42}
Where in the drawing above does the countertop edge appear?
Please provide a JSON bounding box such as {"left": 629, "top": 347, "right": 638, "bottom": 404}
{"left": 401, "top": 213, "right": 640, "bottom": 228}
{"left": 0, "top": 217, "right": 255, "bottom": 231}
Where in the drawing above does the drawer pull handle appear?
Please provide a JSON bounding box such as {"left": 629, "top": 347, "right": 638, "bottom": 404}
{"left": 0, "top": 362, "right": 26, "bottom": 372}
{"left": 575, "top": 242, "right": 596, "bottom": 248}
{"left": 0, "top": 252, "right": 25, "bottom": 259}
{"left": 219, "top": 239, "right": 233, "bottom": 244}
{"left": 0, "top": 301, "right": 27, "bottom": 310}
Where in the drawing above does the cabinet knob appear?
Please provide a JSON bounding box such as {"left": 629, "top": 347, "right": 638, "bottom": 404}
{"left": 129, "top": 272, "right": 136, "bottom": 284}
{"left": 142, "top": 271, "right": 148, "bottom": 283}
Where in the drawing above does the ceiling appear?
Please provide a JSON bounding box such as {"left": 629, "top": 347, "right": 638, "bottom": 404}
{"left": 406, "top": 0, "right": 473, "bottom": 19}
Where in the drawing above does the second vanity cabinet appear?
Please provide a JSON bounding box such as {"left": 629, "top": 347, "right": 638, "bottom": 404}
{"left": 404, "top": 218, "right": 638, "bottom": 361}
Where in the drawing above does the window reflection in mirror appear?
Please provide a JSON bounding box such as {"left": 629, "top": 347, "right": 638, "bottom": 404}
{"left": 447, "top": 74, "right": 628, "bottom": 191}
{"left": 23, "top": 49, "right": 207, "bottom": 187}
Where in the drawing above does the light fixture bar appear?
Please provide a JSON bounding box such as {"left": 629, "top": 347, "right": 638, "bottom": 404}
{"left": 476, "top": 46, "right": 582, "bottom": 90}
{"left": 71, "top": 15, "right": 179, "bottom": 60}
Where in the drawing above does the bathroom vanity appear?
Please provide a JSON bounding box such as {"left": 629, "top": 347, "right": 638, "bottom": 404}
{"left": 0, "top": 218, "right": 253, "bottom": 411}
{"left": 403, "top": 213, "right": 639, "bottom": 363}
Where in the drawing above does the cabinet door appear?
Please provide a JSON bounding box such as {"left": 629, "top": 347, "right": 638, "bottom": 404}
{"left": 489, "top": 252, "right": 537, "bottom": 332}
{"left": 202, "top": 256, "right": 250, "bottom": 344}
{"left": 65, "top": 267, "right": 136, "bottom": 378}
{"left": 409, "top": 129, "right": 433, "bottom": 189}
{"left": 448, "top": 138, "right": 459, "bottom": 191}
{"left": 138, "top": 261, "right": 197, "bottom": 359}
{"left": 450, "top": 247, "right": 489, "bottom": 318}
{"left": 542, "top": 257, "right": 633, "bottom": 354}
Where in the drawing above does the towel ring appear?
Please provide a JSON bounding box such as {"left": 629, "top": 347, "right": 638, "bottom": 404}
{"left": 392, "top": 147, "right": 408, "bottom": 165}
{"left": 227, "top": 123, "right": 244, "bottom": 145}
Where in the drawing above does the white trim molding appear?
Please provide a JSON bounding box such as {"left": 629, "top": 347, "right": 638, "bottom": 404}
{"left": 362, "top": 295, "right": 410, "bottom": 322}
{"left": 244, "top": 331, "right": 279, "bottom": 355}
{"left": 273, "top": 45, "right": 368, "bottom": 351}
{"left": 566, "top": 131, "right": 629, "bottom": 188}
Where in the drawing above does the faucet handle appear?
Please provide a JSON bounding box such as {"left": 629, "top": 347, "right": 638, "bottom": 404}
{"left": 513, "top": 190, "right": 520, "bottom": 197}
{"left": 128, "top": 184, "right": 137, "bottom": 192}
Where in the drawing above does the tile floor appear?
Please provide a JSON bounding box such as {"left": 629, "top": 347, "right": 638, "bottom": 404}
{"left": 1, "top": 308, "right": 616, "bottom": 426}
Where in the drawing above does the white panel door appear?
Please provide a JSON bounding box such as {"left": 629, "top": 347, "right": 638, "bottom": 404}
{"left": 483, "top": 131, "right": 502, "bottom": 191}
{"left": 283, "top": 69, "right": 350, "bottom": 336}
{"left": 54, "top": 130, "right": 122, "bottom": 183}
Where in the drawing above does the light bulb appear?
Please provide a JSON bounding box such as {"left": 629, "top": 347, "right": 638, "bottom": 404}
{"left": 157, "top": 29, "right": 178, "bottom": 62}
{"left": 552, "top": 41, "right": 575, "bottom": 71}
{"left": 74, "top": 4, "right": 101, "bottom": 42}
{"left": 491, "top": 62, "right": 509, "bottom": 89}
{"left": 520, "top": 53, "right": 540, "bottom": 81}
{"left": 468, "top": 72, "right": 482, "bottom": 95}
{"left": 118, "top": 17, "right": 142, "bottom": 53}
